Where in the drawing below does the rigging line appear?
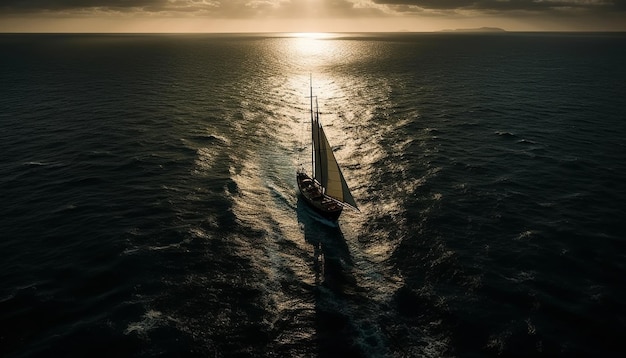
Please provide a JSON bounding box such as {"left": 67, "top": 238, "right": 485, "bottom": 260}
{"left": 325, "top": 195, "right": 360, "bottom": 212}
{"left": 297, "top": 111, "right": 309, "bottom": 169}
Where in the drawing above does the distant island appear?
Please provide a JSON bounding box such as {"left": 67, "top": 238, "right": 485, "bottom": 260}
{"left": 439, "top": 27, "right": 507, "bottom": 33}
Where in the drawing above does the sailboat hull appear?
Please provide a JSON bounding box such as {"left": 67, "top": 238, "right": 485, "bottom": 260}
{"left": 297, "top": 172, "right": 343, "bottom": 221}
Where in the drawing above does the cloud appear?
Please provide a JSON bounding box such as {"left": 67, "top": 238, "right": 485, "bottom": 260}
{"left": 1, "top": 0, "right": 624, "bottom": 31}
{"left": 0, "top": 0, "right": 385, "bottom": 17}
{"left": 1, "top": 0, "right": 624, "bottom": 17}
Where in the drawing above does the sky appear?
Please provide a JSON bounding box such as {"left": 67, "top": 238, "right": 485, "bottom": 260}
{"left": 0, "top": 0, "right": 625, "bottom": 33}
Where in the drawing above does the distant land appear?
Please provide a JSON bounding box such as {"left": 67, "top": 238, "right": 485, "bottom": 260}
{"left": 439, "top": 27, "right": 507, "bottom": 33}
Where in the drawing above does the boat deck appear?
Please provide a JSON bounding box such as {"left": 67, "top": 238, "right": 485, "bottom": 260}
{"left": 297, "top": 172, "right": 343, "bottom": 221}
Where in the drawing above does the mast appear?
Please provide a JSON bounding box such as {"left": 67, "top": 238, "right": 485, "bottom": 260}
{"left": 316, "top": 97, "right": 324, "bottom": 192}
{"left": 310, "top": 76, "right": 315, "bottom": 178}
{"left": 310, "top": 77, "right": 323, "bottom": 188}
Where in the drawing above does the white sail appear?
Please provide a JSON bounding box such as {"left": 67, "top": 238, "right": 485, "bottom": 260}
{"left": 316, "top": 124, "right": 358, "bottom": 210}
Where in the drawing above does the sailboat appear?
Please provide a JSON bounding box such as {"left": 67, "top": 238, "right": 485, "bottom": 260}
{"left": 297, "top": 80, "right": 359, "bottom": 221}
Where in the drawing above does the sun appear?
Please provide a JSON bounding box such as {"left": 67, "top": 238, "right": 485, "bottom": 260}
{"left": 289, "top": 32, "right": 336, "bottom": 39}
{"left": 287, "top": 34, "right": 341, "bottom": 65}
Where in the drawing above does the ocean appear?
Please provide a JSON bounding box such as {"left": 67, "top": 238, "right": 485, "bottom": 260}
{"left": 1, "top": 32, "right": 625, "bottom": 357}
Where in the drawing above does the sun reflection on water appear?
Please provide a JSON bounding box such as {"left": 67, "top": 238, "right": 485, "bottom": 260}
{"left": 244, "top": 34, "right": 409, "bottom": 308}
{"left": 279, "top": 33, "right": 345, "bottom": 70}
{"left": 287, "top": 32, "right": 338, "bottom": 39}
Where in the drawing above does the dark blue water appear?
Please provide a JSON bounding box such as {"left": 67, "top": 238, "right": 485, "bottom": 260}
{"left": 1, "top": 32, "right": 625, "bottom": 357}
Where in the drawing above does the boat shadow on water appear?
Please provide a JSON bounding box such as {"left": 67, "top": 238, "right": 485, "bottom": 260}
{"left": 296, "top": 196, "right": 366, "bottom": 357}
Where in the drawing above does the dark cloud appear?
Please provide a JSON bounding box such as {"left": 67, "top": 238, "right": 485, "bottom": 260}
{"left": 0, "top": 0, "right": 167, "bottom": 12}
{"left": 372, "top": 0, "right": 626, "bottom": 12}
